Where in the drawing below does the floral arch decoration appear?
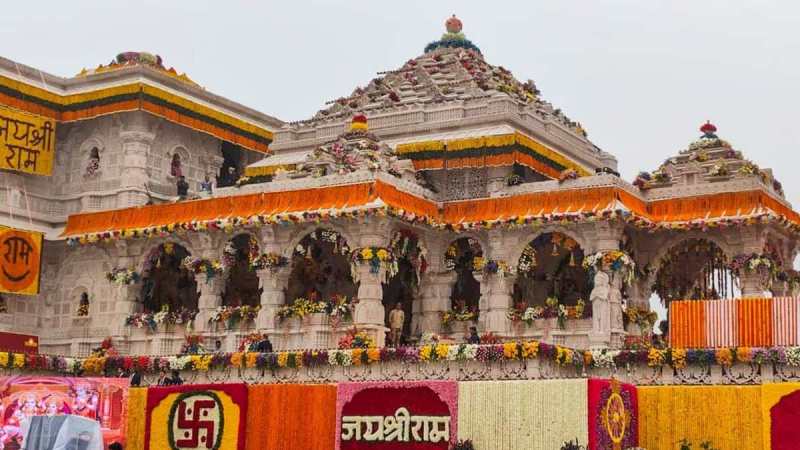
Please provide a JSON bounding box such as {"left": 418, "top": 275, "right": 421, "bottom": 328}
{"left": 653, "top": 238, "right": 735, "bottom": 303}
{"left": 389, "top": 229, "right": 428, "bottom": 286}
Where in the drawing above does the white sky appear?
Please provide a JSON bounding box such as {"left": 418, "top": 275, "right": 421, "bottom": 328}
{"left": 4, "top": 0, "right": 800, "bottom": 322}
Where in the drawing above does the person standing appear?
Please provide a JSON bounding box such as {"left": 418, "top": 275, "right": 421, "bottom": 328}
{"left": 467, "top": 326, "right": 481, "bottom": 344}
{"left": 388, "top": 302, "right": 405, "bottom": 347}
{"left": 176, "top": 175, "right": 189, "bottom": 200}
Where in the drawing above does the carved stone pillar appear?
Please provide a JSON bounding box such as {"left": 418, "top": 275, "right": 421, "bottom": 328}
{"left": 739, "top": 272, "right": 767, "bottom": 298}
{"left": 479, "top": 273, "right": 515, "bottom": 335}
{"left": 353, "top": 265, "right": 387, "bottom": 347}
{"left": 119, "top": 122, "right": 155, "bottom": 206}
{"left": 418, "top": 272, "right": 456, "bottom": 335}
{"left": 195, "top": 274, "right": 224, "bottom": 332}
{"left": 587, "top": 222, "right": 625, "bottom": 347}
{"left": 256, "top": 267, "right": 291, "bottom": 331}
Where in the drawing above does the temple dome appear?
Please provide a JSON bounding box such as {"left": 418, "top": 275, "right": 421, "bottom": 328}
{"left": 309, "top": 16, "right": 586, "bottom": 138}
{"left": 634, "top": 121, "right": 785, "bottom": 199}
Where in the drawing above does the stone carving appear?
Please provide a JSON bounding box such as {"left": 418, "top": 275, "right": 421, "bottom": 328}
{"left": 591, "top": 269, "right": 611, "bottom": 334}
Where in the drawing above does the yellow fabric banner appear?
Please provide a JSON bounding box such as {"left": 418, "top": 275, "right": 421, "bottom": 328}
{"left": 0, "top": 226, "right": 43, "bottom": 295}
{"left": 0, "top": 104, "right": 56, "bottom": 176}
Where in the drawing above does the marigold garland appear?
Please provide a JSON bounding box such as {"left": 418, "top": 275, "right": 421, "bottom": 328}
{"left": 637, "top": 386, "right": 762, "bottom": 450}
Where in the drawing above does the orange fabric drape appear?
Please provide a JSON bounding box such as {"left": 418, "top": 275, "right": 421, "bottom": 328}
{"left": 669, "top": 300, "right": 707, "bottom": 348}
{"left": 443, "top": 187, "right": 618, "bottom": 224}
{"left": 646, "top": 190, "right": 793, "bottom": 223}
{"left": 63, "top": 183, "right": 375, "bottom": 236}
{"left": 737, "top": 298, "right": 774, "bottom": 347}
{"left": 245, "top": 384, "right": 336, "bottom": 450}
{"left": 375, "top": 180, "right": 439, "bottom": 218}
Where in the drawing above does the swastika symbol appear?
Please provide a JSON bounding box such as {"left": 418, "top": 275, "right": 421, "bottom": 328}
{"left": 170, "top": 395, "right": 222, "bottom": 450}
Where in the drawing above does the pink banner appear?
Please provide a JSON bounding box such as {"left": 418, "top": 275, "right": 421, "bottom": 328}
{"left": 0, "top": 376, "right": 128, "bottom": 447}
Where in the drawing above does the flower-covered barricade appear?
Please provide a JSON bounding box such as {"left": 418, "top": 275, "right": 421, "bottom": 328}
{"left": 209, "top": 305, "right": 261, "bottom": 329}
{"left": 125, "top": 305, "right": 198, "bottom": 333}
{"left": 336, "top": 380, "right": 458, "bottom": 450}
{"left": 105, "top": 267, "right": 141, "bottom": 285}
{"left": 143, "top": 383, "right": 248, "bottom": 450}
{"left": 582, "top": 250, "right": 636, "bottom": 286}
{"left": 182, "top": 256, "right": 223, "bottom": 279}
{"left": 10, "top": 342, "right": 800, "bottom": 378}
{"left": 350, "top": 246, "right": 397, "bottom": 282}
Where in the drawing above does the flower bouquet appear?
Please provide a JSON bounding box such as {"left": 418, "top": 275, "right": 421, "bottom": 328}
{"left": 105, "top": 268, "right": 141, "bottom": 285}
{"left": 209, "top": 305, "right": 261, "bottom": 329}
{"left": 249, "top": 252, "right": 288, "bottom": 272}
{"left": 326, "top": 295, "right": 354, "bottom": 328}
{"left": 125, "top": 312, "right": 158, "bottom": 332}
{"left": 338, "top": 327, "right": 376, "bottom": 349}
{"left": 350, "top": 246, "right": 397, "bottom": 279}
{"left": 180, "top": 334, "right": 207, "bottom": 355}
{"left": 182, "top": 256, "right": 223, "bottom": 279}
{"left": 582, "top": 250, "right": 635, "bottom": 285}
{"left": 440, "top": 306, "right": 478, "bottom": 331}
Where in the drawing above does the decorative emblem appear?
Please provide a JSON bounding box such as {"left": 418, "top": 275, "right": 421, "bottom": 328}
{"left": 600, "top": 379, "right": 631, "bottom": 450}
{"left": 0, "top": 229, "right": 40, "bottom": 292}
{"left": 168, "top": 391, "right": 224, "bottom": 450}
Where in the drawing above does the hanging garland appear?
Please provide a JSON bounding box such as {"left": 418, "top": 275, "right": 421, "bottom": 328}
{"left": 389, "top": 229, "right": 428, "bottom": 284}
{"left": 293, "top": 229, "right": 351, "bottom": 257}
{"left": 444, "top": 237, "right": 483, "bottom": 271}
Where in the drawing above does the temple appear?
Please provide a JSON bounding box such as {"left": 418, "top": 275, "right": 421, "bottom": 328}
{"left": 0, "top": 17, "right": 797, "bottom": 357}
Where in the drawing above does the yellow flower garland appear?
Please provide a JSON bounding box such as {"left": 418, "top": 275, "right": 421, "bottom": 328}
{"left": 125, "top": 388, "right": 148, "bottom": 450}
{"left": 638, "top": 386, "right": 762, "bottom": 450}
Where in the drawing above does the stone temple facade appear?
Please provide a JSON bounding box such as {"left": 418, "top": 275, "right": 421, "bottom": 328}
{"left": 1, "top": 17, "right": 798, "bottom": 357}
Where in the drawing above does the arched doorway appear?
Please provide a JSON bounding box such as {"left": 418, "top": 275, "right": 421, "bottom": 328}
{"left": 141, "top": 243, "right": 198, "bottom": 313}
{"left": 445, "top": 237, "right": 482, "bottom": 313}
{"left": 652, "top": 238, "right": 735, "bottom": 303}
{"left": 286, "top": 229, "right": 357, "bottom": 304}
{"left": 222, "top": 234, "right": 262, "bottom": 307}
{"left": 513, "top": 232, "right": 590, "bottom": 312}
{"left": 383, "top": 230, "right": 427, "bottom": 340}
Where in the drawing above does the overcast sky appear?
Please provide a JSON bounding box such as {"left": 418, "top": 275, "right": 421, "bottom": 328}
{"left": 3, "top": 1, "right": 798, "bottom": 200}
{"left": 6, "top": 1, "right": 797, "bottom": 320}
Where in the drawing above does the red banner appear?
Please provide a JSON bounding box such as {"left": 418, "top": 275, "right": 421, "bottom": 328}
{"left": 144, "top": 383, "right": 248, "bottom": 450}
{"left": 0, "top": 332, "right": 38, "bottom": 354}
{"left": 0, "top": 376, "right": 128, "bottom": 447}
{"left": 588, "top": 378, "right": 638, "bottom": 450}
{"left": 336, "top": 381, "right": 457, "bottom": 450}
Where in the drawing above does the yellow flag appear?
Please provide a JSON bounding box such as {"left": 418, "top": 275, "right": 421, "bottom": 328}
{"left": 0, "top": 104, "right": 56, "bottom": 176}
